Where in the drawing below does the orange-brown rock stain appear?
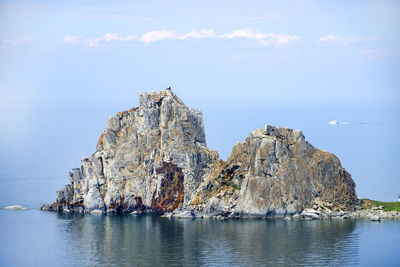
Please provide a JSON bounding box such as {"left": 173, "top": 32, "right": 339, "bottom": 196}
{"left": 191, "top": 192, "right": 202, "bottom": 206}
{"left": 134, "top": 196, "right": 146, "bottom": 211}
{"left": 295, "top": 141, "right": 301, "bottom": 154}
{"left": 96, "top": 133, "right": 104, "bottom": 150}
{"left": 151, "top": 162, "right": 184, "bottom": 213}
{"left": 116, "top": 106, "right": 138, "bottom": 116}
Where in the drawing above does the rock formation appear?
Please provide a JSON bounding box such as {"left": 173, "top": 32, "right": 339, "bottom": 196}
{"left": 42, "top": 89, "right": 358, "bottom": 216}
{"left": 191, "top": 125, "right": 357, "bottom": 217}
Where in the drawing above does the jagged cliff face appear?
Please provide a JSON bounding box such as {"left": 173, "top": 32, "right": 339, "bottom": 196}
{"left": 192, "top": 125, "right": 358, "bottom": 216}
{"left": 56, "top": 90, "right": 218, "bottom": 213}
{"left": 49, "top": 89, "right": 357, "bottom": 215}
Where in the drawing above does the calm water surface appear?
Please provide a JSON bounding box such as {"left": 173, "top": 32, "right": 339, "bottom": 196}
{"left": 0, "top": 210, "right": 399, "bottom": 266}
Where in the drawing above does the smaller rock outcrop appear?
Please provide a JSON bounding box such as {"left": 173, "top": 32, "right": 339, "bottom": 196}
{"left": 191, "top": 125, "right": 358, "bottom": 217}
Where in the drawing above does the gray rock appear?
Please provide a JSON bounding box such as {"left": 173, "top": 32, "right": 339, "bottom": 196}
{"left": 203, "top": 197, "right": 225, "bottom": 214}
{"left": 370, "top": 216, "right": 381, "bottom": 222}
{"left": 301, "top": 209, "right": 321, "bottom": 219}
{"left": 3, "top": 205, "right": 26, "bottom": 210}
{"left": 51, "top": 89, "right": 218, "bottom": 213}
{"left": 48, "top": 89, "right": 358, "bottom": 217}
{"left": 192, "top": 124, "right": 357, "bottom": 217}
{"left": 160, "top": 212, "right": 173, "bottom": 218}
{"left": 292, "top": 213, "right": 301, "bottom": 219}
{"left": 130, "top": 211, "right": 142, "bottom": 215}
{"left": 40, "top": 204, "right": 52, "bottom": 211}
{"left": 90, "top": 209, "right": 103, "bottom": 214}
{"left": 173, "top": 210, "right": 195, "bottom": 218}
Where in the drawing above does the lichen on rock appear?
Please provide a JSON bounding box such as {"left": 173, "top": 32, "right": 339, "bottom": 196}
{"left": 42, "top": 89, "right": 357, "bottom": 216}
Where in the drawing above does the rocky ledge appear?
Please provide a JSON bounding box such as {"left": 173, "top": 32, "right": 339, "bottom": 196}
{"left": 161, "top": 208, "right": 400, "bottom": 221}
{"left": 41, "top": 89, "right": 359, "bottom": 218}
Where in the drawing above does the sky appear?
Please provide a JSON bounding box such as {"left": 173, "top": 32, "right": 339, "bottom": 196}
{"left": 0, "top": 0, "right": 399, "bottom": 205}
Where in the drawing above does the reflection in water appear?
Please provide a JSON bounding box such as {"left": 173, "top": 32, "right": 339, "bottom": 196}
{"left": 55, "top": 214, "right": 359, "bottom": 266}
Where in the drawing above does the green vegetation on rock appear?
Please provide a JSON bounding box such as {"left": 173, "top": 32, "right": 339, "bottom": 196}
{"left": 360, "top": 199, "right": 400, "bottom": 212}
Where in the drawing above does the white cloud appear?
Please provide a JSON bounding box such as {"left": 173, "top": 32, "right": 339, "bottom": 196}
{"left": 1, "top": 35, "right": 33, "bottom": 46}
{"left": 13, "top": 35, "right": 33, "bottom": 44}
{"left": 180, "top": 29, "right": 215, "bottom": 39}
{"left": 67, "top": 33, "right": 136, "bottom": 48}
{"left": 219, "top": 28, "right": 300, "bottom": 46}
{"left": 63, "top": 28, "right": 299, "bottom": 47}
{"left": 140, "top": 30, "right": 179, "bottom": 43}
{"left": 104, "top": 33, "right": 123, "bottom": 42}
{"left": 317, "top": 35, "right": 379, "bottom": 46}
{"left": 64, "top": 35, "right": 84, "bottom": 43}
{"left": 87, "top": 38, "right": 102, "bottom": 48}
{"left": 260, "top": 33, "right": 300, "bottom": 46}
{"left": 219, "top": 28, "right": 267, "bottom": 40}
{"left": 88, "top": 33, "right": 136, "bottom": 47}
{"left": 139, "top": 29, "right": 215, "bottom": 43}
{"left": 104, "top": 33, "right": 136, "bottom": 42}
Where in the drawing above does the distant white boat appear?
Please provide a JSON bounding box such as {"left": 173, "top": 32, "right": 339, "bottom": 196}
{"left": 329, "top": 120, "right": 350, "bottom": 125}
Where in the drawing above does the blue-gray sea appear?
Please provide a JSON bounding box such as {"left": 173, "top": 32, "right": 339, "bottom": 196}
{"left": 1, "top": 209, "right": 399, "bottom": 267}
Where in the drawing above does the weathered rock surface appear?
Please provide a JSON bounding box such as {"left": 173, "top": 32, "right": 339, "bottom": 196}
{"left": 42, "top": 89, "right": 358, "bottom": 216}
{"left": 44, "top": 90, "right": 218, "bottom": 214}
{"left": 191, "top": 125, "right": 358, "bottom": 217}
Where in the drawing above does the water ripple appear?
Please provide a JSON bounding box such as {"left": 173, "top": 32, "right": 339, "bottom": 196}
{"left": 1, "top": 211, "right": 400, "bottom": 266}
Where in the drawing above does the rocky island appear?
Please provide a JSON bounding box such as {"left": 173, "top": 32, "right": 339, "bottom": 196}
{"left": 42, "top": 89, "right": 362, "bottom": 218}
